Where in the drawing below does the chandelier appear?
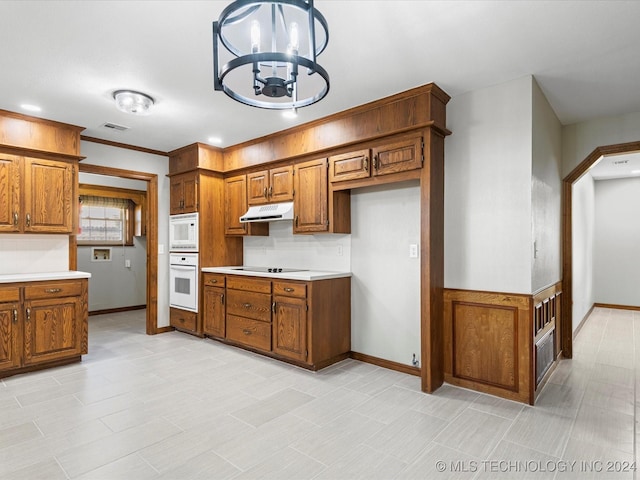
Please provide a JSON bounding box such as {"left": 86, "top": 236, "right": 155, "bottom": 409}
{"left": 212, "top": 0, "right": 330, "bottom": 110}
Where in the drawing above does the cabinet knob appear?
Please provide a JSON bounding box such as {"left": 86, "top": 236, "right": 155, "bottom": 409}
{"left": 284, "top": 287, "right": 294, "bottom": 293}
{"left": 243, "top": 303, "right": 252, "bottom": 309}
{"left": 242, "top": 329, "right": 252, "bottom": 336}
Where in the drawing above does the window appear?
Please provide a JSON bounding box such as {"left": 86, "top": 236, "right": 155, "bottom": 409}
{"left": 78, "top": 195, "right": 134, "bottom": 245}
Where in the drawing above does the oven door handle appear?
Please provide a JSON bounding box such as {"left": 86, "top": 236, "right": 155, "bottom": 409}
{"left": 170, "top": 265, "right": 197, "bottom": 271}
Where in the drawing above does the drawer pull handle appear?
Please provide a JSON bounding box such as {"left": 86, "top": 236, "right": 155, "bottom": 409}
{"left": 373, "top": 154, "right": 379, "bottom": 170}
{"left": 209, "top": 279, "right": 218, "bottom": 284}
{"left": 363, "top": 156, "right": 369, "bottom": 172}
{"left": 284, "top": 287, "right": 294, "bottom": 292}
{"left": 26, "top": 308, "right": 31, "bottom": 322}
{"left": 242, "top": 329, "right": 252, "bottom": 335}
{"left": 272, "top": 302, "right": 276, "bottom": 313}
{"left": 13, "top": 211, "right": 18, "bottom": 227}
{"left": 268, "top": 185, "right": 273, "bottom": 197}
{"left": 263, "top": 187, "right": 268, "bottom": 199}
{"left": 26, "top": 213, "right": 31, "bottom": 227}
{"left": 44, "top": 288, "right": 62, "bottom": 294}
{"left": 220, "top": 293, "right": 225, "bottom": 305}
{"left": 13, "top": 309, "right": 18, "bottom": 324}
{"left": 243, "top": 303, "right": 252, "bottom": 309}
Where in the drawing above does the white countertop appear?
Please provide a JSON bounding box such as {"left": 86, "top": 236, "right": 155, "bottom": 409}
{"left": 202, "top": 266, "right": 351, "bottom": 281}
{"left": 0, "top": 271, "right": 92, "bottom": 284}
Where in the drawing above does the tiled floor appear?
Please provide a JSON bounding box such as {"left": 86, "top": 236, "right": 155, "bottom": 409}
{"left": 0, "top": 307, "right": 637, "bottom": 479}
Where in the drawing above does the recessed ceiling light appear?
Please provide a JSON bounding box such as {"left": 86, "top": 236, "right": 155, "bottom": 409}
{"left": 20, "top": 104, "right": 42, "bottom": 112}
{"left": 113, "top": 90, "right": 154, "bottom": 115}
{"left": 207, "top": 136, "right": 222, "bottom": 145}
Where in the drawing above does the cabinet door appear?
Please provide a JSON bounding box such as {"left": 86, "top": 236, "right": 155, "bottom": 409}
{"left": 269, "top": 165, "right": 294, "bottom": 203}
{"left": 23, "top": 157, "right": 74, "bottom": 233}
{"left": 372, "top": 135, "right": 422, "bottom": 176}
{"left": 328, "top": 149, "right": 371, "bottom": 183}
{"left": 203, "top": 286, "right": 225, "bottom": 338}
{"left": 224, "top": 175, "right": 249, "bottom": 235}
{"left": 293, "top": 158, "right": 328, "bottom": 233}
{"left": 181, "top": 174, "right": 198, "bottom": 212}
{"left": 170, "top": 172, "right": 198, "bottom": 214}
{"left": 247, "top": 170, "right": 269, "bottom": 205}
{"left": 0, "top": 302, "right": 21, "bottom": 372}
{"left": 272, "top": 295, "right": 307, "bottom": 362}
{"left": 23, "top": 296, "right": 83, "bottom": 366}
{"left": 0, "top": 155, "right": 21, "bottom": 233}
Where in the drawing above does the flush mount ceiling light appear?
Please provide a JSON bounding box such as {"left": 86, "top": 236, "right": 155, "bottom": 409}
{"left": 212, "top": 0, "right": 329, "bottom": 110}
{"left": 113, "top": 90, "right": 155, "bottom": 115}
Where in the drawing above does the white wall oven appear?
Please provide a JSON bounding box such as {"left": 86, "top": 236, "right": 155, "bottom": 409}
{"left": 169, "top": 253, "right": 199, "bottom": 312}
{"left": 169, "top": 212, "right": 199, "bottom": 252}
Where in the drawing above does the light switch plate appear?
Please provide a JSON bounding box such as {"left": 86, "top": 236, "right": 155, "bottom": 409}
{"left": 409, "top": 244, "right": 419, "bottom": 258}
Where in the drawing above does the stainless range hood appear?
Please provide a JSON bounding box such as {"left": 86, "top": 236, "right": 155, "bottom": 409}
{"left": 240, "top": 201, "right": 294, "bottom": 223}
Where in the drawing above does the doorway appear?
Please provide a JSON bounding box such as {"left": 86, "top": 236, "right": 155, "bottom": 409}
{"left": 561, "top": 140, "right": 640, "bottom": 357}
{"left": 70, "top": 163, "right": 160, "bottom": 335}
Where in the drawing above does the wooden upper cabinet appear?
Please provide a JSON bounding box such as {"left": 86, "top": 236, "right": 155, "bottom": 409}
{"left": 23, "top": 157, "right": 74, "bottom": 233}
{"left": 0, "top": 155, "right": 21, "bottom": 233}
{"left": 372, "top": 134, "right": 423, "bottom": 176}
{"left": 0, "top": 155, "right": 75, "bottom": 234}
{"left": 224, "top": 174, "right": 268, "bottom": 237}
{"left": 247, "top": 165, "right": 294, "bottom": 205}
{"left": 293, "top": 158, "right": 328, "bottom": 233}
{"left": 170, "top": 171, "right": 198, "bottom": 214}
{"left": 329, "top": 134, "right": 423, "bottom": 183}
{"left": 328, "top": 149, "right": 370, "bottom": 183}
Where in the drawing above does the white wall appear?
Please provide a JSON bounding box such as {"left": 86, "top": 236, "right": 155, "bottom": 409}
{"left": 0, "top": 234, "right": 69, "bottom": 274}
{"left": 350, "top": 181, "right": 421, "bottom": 367}
{"left": 572, "top": 172, "right": 595, "bottom": 331}
{"left": 78, "top": 238, "right": 147, "bottom": 311}
{"left": 445, "top": 76, "right": 533, "bottom": 294}
{"left": 531, "top": 79, "right": 563, "bottom": 292}
{"left": 593, "top": 177, "right": 640, "bottom": 307}
{"left": 80, "top": 141, "right": 170, "bottom": 327}
{"left": 562, "top": 111, "right": 640, "bottom": 177}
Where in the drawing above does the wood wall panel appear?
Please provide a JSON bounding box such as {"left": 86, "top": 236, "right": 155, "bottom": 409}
{"left": 0, "top": 109, "right": 83, "bottom": 157}
{"left": 223, "top": 84, "right": 450, "bottom": 171}
{"left": 452, "top": 302, "right": 518, "bottom": 390}
{"left": 444, "top": 289, "right": 533, "bottom": 404}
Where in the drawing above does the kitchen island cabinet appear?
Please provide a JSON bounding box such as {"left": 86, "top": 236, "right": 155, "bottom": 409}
{"left": 201, "top": 268, "right": 351, "bottom": 370}
{"left": 0, "top": 274, "right": 90, "bottom": 378}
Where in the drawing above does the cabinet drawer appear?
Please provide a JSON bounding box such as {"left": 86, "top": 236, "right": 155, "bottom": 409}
{"left": 226, "top": 276, "right": 271, "bottom": 294}
{"left": 328, "top": 149, "right": 371, "bottom": 182}
{"left": 226, "top": 290, "right": 272, "bottom": 322}
{"left": 170, "top": 308, "right": 197, "bottom": 332}
{"left": 203, "top": 273, "right": 226, "bottom": 288}
{"left": 226, "top": 315, "right": 271, "bottom": 351}
{"left": 24, "top": 281, "right": 82, "bottom": 300}
{"left": 0, "top": 287, "right": 20, "bottom": 303}
{"left": 273, "top": 281, "right": 307, "bottom": 298}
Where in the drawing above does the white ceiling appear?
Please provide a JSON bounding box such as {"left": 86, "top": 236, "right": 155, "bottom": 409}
{"left": 1, "top": 1, "right": 640, "bottom": 154}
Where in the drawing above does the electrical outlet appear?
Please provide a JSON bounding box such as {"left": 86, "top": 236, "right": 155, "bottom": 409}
{"left": 158, "top": 244, "right": 165, "bottom": 254}
{"left": 337, "top": 244, "right": 343, "bottom": 256}
{"left": 409, "top": 244, "right": 419, "bottom": 258}
{"left": 125, "top": 259, "right": 131, "bottom": 268}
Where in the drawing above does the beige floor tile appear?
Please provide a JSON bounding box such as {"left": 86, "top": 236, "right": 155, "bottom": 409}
{"left": 475, "top": 440, "right": 560, "bottom": 480}
{"left": 503, "top": 407, "right": 573, "bottom": 457}
{"left": 582, "top": 379, "right": 634, "bottom": 416}
{"left": 157, "top": 449, "right": 240, "bottom": 480}
{"left": 354, "top": 385, "right": 427, "bottom": 424}
{"left": 434, "top": 408, "right": 512, "bottom": 459}
{"left": 234, "top": 446, "right": 327, "bottom": 480}
{"left": 411, "top": 384, "right": 480, "bottom": 421}
{"left": 313, "top": 444, "right": 407, "bottom": 480}
{"left": 230, "top": 388, "right": 315, "bottom": 427}
{"left": 395, "top": 442, "right": 478, "bottom": 480}
{"left": 570, "top": 404, "right": 634, "bottom": 455}
{"left": 73, "top": 453, "right": 159, "bottom": 480}
{"left": 2, "top": 457, "right": 68, "bottom": 480}
{"left": 292, "top": 387, "right": 370, "bottom": 426}
{"left": 0, "top": 421, "right": 42, "bottom": 450}
{"left": 560, "top": 437, "right": 634, "bottom": 480}
{"left": 469, "top": 393, "right": 525, "bottom": 420}
{"left": 534, "top": 382, "right": 584, "bottom": 419}
{"left": 364, "top": 409, "right": 448, "bottom": 464}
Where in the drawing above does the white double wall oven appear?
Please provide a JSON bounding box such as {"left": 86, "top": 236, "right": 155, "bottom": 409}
{"left": 169, "top": 213, "right": 199, "bottom": 313}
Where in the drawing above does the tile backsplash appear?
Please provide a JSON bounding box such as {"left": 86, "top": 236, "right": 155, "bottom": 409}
{"left": 0, "top": 234, "right": 69, "bottom": 274}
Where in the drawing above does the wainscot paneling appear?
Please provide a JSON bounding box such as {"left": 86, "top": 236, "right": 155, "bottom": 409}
{"left": 444, "top": 283, "right": 562, "bottom": 405}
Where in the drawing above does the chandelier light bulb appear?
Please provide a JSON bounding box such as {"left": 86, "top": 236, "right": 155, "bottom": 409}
{"left": 251, "top": 20, "right": 261, "bottom": 53}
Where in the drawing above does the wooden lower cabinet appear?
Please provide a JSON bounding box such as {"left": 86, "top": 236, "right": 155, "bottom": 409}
{"left": 202, "top": 273, "right": 226, "bottom": 338}
{"left": 201, "top": 274, "right": 351, "bottom": 370}
{"left": 0, "top": 278, "right": 88, "bottom": 378}
{"left": 170, "top": 307, "right": 198, "bottom": 335}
